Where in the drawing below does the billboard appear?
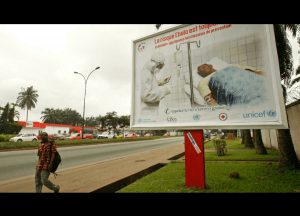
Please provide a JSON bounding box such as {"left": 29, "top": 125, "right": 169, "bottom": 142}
{"left": 131, "top": 24, "right": 288, "bottom": 129}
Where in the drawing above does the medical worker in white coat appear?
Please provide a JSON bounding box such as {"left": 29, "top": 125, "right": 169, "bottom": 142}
{"left": 140, "top": 52, "right": 171, "bottom": 115}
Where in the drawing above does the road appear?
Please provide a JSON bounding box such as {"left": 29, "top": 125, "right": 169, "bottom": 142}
{"left": 0, "top": 137, "right": 184, "bottom": 182}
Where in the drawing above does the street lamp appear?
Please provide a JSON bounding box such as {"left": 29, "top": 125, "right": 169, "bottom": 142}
{"left": 74, "top": 66, "right": 100, "bottom": 139}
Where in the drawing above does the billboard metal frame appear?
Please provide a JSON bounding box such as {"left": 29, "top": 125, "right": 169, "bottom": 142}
{"left": 131, "top": 24, "right": 288, "bottom": 130}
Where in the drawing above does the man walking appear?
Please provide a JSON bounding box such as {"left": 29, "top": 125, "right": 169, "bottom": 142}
{"left": 35, "top": 132, "right": 60, "bottom": 193}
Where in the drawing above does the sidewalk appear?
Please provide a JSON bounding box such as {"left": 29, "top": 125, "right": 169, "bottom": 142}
{"left": 0, "top": 143, "right": 184, "bottom": 192}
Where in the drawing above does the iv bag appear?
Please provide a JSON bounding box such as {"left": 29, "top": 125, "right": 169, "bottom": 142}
{"left": 174, "top": 50, "right": 183, "bottom": 66}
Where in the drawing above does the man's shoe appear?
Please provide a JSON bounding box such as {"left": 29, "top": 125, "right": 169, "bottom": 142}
{"left": 54, "top": 185, "right": 60, "bottom": 193}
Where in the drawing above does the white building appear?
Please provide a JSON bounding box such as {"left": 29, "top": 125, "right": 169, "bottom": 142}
{"left": 18, "top": 121, "right": 73, "bottom": 136}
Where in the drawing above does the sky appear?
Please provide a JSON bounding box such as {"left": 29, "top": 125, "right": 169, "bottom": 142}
{"left": 287, "top": 30, "right": 300, "bottom": 76}
{"left": 0, "top": 24, "right": 299, "bottom": 122}
{"left": 0, "top": 24, "right": 177, "bottom": 122}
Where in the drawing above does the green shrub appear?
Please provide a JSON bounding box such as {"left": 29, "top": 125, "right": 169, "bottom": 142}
{"left": 0, "top": 123, "right": 22, "bottom": 134}
{"left": 0, "top": 134, "right": 15, "bottom": 142}
{"left": 213, "top": 139, "right": 227, "bottom": 156}
{"left": 0, "top": 135, "right": 5, "bottom": 142}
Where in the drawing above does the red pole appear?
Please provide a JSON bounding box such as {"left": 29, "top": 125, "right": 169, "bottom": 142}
{"left": 184, "top": 130, "right": 205, "bottom": 189}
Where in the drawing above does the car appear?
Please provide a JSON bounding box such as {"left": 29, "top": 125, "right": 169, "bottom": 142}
{"left": 65, "top": 133, "right": 93, "bottom": 140}
{"left": 9, "top": 134, "right": 38, "bottom": 142}
{"left": 115, "top": 133, "right": 124, "bottom": 139}
{"left": 51, "top": 134, "right": 68, "bottom": 140}
{"left": 97, "top": 132, "right": 115, "bottom": 139}
{"left": 144, "top": 133, "right": 153, "bottom": 137}
{"left": 163, "top": 132, "right": 170, "bottom": 136}
{"left": 125, "top": 132, "right": 138, "bottom": 138}
{"left": 204, "top": 132, "right": 211, "bottom": 139}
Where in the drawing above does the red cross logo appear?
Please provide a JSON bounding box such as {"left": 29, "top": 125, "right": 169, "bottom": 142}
{"left": 219, "top": 113, "right": 227, "bottom": 121}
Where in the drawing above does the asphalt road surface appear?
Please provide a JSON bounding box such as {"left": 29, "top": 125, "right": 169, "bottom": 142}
{"left": 0, "top": 137, "right": 184, "bottom": 182}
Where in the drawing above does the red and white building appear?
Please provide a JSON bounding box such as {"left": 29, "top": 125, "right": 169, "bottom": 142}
{"left": 17, "top": 121, "right": 96, "bottom": 136}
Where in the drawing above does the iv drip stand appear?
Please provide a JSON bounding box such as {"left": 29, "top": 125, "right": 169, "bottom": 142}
{"left": 176, "top": 40, "right": 200, "bottom": 107}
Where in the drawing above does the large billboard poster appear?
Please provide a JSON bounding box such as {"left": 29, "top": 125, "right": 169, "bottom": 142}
{"left": 131, "top": 24, "right": 288, "bottom": 129}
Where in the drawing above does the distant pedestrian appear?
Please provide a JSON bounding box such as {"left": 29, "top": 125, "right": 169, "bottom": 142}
{"left": 35, "top": 132, "right": 60, "bottom": 193}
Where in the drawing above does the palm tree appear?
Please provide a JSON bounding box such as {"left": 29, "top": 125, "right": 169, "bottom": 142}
{"left": 274, "top": 25, "right": 295, "bottom": 86}
{"left": 41, "top": 108, "right": 57, "bottom": 123}
{"left": 16, "top": 86, "right": 39, "bottom": 122}
{"left": 274, "top": 24, "right": 300, "bottom": 169}
{"left": 296, "top": 65, "right": 300, "bottom": 76}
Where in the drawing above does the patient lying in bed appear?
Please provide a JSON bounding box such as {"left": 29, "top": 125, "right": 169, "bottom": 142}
{"left": 197, "top": 59, "right": 266, "bottom": 107}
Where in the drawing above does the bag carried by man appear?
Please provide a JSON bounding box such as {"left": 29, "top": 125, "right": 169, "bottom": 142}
{"left": 50, "top": 151, "right": 61, "bottom": 173}
{"left": 49, "top": 141, "right": 62, "bottom": 176}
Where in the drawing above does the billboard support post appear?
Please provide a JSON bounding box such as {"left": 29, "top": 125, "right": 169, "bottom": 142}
{"left": 184, "top": 130, "right": 205, "bottom": 189}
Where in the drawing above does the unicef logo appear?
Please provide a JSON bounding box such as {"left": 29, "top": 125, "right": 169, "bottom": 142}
{"left": 266, "top": 110, "right": 277, "bottom": 117}
{"left": 193, "top": 114, "right": 200, "bottom": 121}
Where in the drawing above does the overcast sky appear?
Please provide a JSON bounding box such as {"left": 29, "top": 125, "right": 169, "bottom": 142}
{"left": 0, "top": 24, "right": 178, "bottom": 122}
{"left": 0, "top": 24, "right": 299, "bottom": 122}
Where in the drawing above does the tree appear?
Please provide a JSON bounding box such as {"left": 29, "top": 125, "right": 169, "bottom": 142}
{"left": 61, "top": 108, "right": 82, "bottom": 126}
{"left": 104, "top": 111, "right": 118, "bottom": 132}
{"left": 274, "top": 25, "right": 294, "bottom": 86}
{"left": 0, "top": 102, "right": 22, "bottom": 134}
{"left": 16, "top": 86, "right": 39, "bottom": 122}
{"left": 96, "top": 115, "right": 106, "bottom": 130}
{"left": 243, "top": 129, "right": 254, "bottom": 148}
{"left": 240, "top": 130, "right": 245, "bottom": 144}
{"left": 0, "top": 102, "right": 18, "bottom": 123}
{"left": 85, "top": 116, "right": 98, "bottom": 127}
{"left": 8, "top": 104, "right": 19, "bottom": 122}
{"left": 117, "top": 115, "right": 130, "bottom": 128}
{"left": 274, "top": 24, "right": 300, "bottom": 169}
{"left": 0, "top": 103, "right": 9, "bottom": 124}
{"left": 296, "top": 65, "right": 300, "bottom": 76}
{"left": 41, "top": 108, "right": 57, "bottom": 123}
{"left": 253, "top": 129, "right": 267, "bottom": 154}
{"left": 41, "top": 107, "right": 82, "bottom": 125}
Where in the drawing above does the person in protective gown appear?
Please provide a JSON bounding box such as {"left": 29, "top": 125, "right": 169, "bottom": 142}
{"left": 140, "top": 52, "right": 171, "bottom": 115}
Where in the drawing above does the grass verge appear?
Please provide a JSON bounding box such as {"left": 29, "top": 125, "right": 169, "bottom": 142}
{"left": 117, "top": 161, "right": 300, "bottom": 193}
{"left": 118, "top": 139, "right": 299, "bottom": 193}
{"left": 205, "top": 149, "right": 280, "bottom": 161}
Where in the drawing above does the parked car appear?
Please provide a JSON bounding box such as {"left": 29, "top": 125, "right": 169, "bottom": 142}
{"left": 9, "top": 134, "right": 38, "bottom": 142}
{"left": 115, "top": 133, "right": 124, "bottom": 139}
{"left": 51, "top": 134, "right": 68, "bottom": 140}
{"left": 97, "top": 132, "right": 115, "bottom": 139}
{"left": 65, "top": 133, "right": 93, "bottom": 140}
{"left": 163, "top": 132, "right": 170, "bottom": 136}
{"left": 204, "top": 132, "right": 211, "bottom": 139}
{"left": 125, "top": 132, "right": 138, "bottom": 138}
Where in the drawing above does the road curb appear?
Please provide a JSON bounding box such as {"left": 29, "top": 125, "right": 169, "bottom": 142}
{"left": 91, "top": 151, "right": 185, "bottom": 193}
